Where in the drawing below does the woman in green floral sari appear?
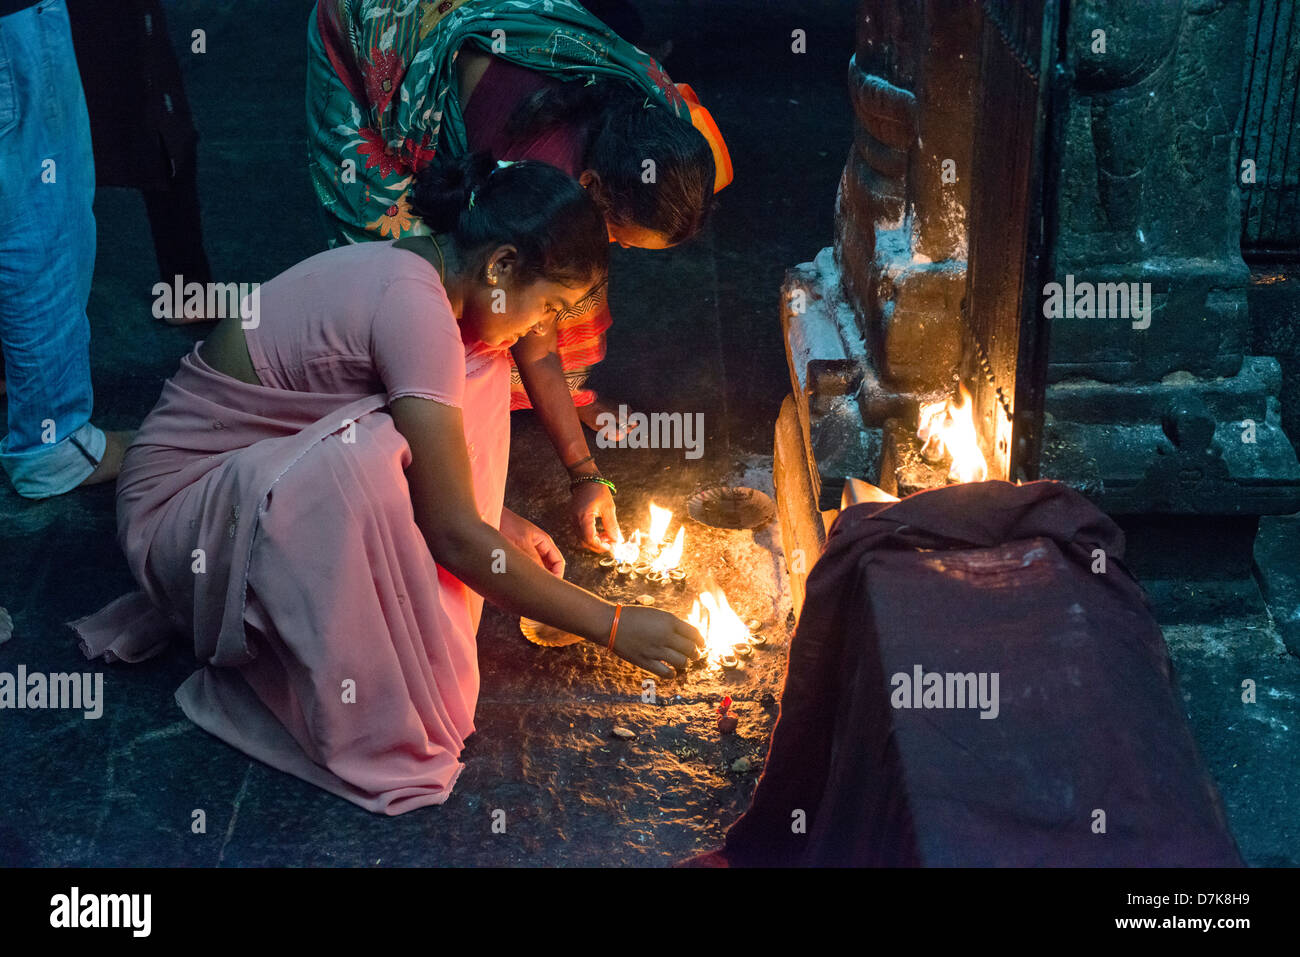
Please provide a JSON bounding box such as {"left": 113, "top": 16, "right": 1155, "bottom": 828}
{"left": 306, "top": 0, "right": 731, "bottom": 553}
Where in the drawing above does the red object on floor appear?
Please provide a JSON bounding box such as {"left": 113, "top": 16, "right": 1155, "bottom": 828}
{"left": 686, "top": 480, "right": 1243, "bottom": 867}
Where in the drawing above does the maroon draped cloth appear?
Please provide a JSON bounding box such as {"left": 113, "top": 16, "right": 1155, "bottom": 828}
{"left": 693, "top": 480, "right": 1241, "bottom": 867}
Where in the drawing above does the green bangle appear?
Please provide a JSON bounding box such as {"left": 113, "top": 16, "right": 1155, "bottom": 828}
{"left": 570, "top": 475, "right": 616, "bottom": 495}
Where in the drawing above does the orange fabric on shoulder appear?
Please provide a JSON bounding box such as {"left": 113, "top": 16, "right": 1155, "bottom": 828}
{"left": 675, "top": 83, "right": 733, "bottom": 193}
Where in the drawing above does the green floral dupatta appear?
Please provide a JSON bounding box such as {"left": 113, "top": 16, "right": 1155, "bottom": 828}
{"left": 307, "top": 0, "right": 689, "bottom": 245}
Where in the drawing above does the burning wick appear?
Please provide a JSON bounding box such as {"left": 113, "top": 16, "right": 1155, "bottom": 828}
{"left": 916, "top": 383, "right": 989, "bottom": 484}
{"left": 610, "top": 531, "right": 641, "bottom": 566}
{"left": 647, "top": 503, "right": 672, "bottom": 549}
{"left": 605, "top": 503, "right": 687, "bottom": 578}
{"left": 648, "top": 527, "right": 684, "bottom": 577}
{"left": 686, "top": 581, "right": 754, "bottom": 669}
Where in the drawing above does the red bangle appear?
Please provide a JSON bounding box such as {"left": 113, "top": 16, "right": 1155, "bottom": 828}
{"left": 607, "top": 604, "right": 623, "bottom": 651}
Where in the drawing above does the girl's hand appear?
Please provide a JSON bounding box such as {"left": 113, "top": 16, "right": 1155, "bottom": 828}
{"left": 610, "top": 606, "right": 706, "bottom": 678}
{"left": 499, "top": 509, "right": 565, "bottom": 577}
{"left": 570, "top": 480, "right": 619, "bottom": 552}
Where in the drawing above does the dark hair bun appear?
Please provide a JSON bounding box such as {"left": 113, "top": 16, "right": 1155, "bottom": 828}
{"left": 404, "top": 152, "right": 609, "bottom": 289}
{"left": 408, "top": 151, "right": 498, "bottom": 233}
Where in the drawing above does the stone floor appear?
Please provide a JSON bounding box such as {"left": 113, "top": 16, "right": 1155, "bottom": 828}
{"left": 1, "top": 0, "right": 1297, "bottom": 867}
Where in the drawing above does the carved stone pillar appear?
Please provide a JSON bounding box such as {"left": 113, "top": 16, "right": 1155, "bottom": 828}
{"left": 1039, "top": 0, "right": 1300, "bottom": 516}
{"left": 775, "top": 0, "right": 979, "bottom": 612}
{"left": 775, "top": 0, "right": 1300, "bottom": 615}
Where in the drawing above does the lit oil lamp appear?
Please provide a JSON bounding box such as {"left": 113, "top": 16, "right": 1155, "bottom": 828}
{"left": 686, "top": 582, "right": 755, "bottom": 670}
{"left": 648, "top": 526, "right": 684, "bottom": 578}
{"left": 610, "top": 530, "right": 642, "bottom": 566}
{"left": 647, "top": 503, "right": 673, "bottom": 549}
{"left": 604, "top": 503, "right": 687, "bottom": 582}
{"left": 916, "top": 383, "right": 989, "bottom": 484}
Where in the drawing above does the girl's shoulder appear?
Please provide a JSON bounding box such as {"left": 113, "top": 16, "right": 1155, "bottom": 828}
{"left": 285, "top": 240, "right": 442, "bottom": 290}
{"left": 256, "top": 241, "right": 447, "bottom": 336}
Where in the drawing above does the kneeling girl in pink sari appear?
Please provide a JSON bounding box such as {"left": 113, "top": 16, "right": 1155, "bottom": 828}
{"left": 74, "top": 153, "right": 704, "bottom": 815}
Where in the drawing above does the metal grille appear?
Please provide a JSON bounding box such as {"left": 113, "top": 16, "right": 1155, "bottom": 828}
{"left": 1240, "top": 0, "right": 1300, "bottom": 256}
{"left": 961, "top": 0, "right": 1058, "bottom": 481}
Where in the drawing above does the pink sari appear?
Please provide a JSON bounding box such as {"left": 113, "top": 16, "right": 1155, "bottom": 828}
{"left": 74, "top": 344, "right": 509, "bottom": 815}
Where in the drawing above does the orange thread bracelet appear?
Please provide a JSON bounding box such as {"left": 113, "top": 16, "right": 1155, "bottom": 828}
{"left": 607, "top": 604, "right": 623, "bottom": 651}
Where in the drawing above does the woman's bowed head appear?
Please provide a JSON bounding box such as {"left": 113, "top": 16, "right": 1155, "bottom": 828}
{"left": 392, "top": 152, "right": 706, "bottom": 678}
{"left": 504, "top": 78, "right": 717, "bottom": 250}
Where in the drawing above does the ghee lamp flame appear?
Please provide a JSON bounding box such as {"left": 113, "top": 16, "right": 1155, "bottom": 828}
{"left": 647, "top": 503, "right": 673, "bottom": 548}
{"left": 686, "top": 585, "right": 753, "bottom": 667}
{"left": 649, "top": 526, "right": 685, "bottom": 575}
{"left": 607, "top": 503, "right": 686, "bottom": 575}
{"left": 610, "top": 530, "right": 641, "bottom": 566}
{"left": 917, "top": 384, "right": 989, "bottom": 484}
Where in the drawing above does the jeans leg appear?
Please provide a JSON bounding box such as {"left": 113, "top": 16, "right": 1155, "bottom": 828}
{"left": 0, "top": 0, "right": 104, "bottom": 498}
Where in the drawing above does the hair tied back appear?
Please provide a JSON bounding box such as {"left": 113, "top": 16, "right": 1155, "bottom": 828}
{"left": 470, "top": 159, "right": 519, "bottom": 209}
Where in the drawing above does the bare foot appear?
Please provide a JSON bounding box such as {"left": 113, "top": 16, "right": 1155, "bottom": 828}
{"left": 577, "top": 399, "right": 628, "bottom": 440}
{"left": 77, "top": 430, "right": 136, "bottom": 488}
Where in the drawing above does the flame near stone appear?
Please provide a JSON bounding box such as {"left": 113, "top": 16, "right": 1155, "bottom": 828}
{"left": 917, "top": 384, "right": 989, "bottom": 484}
{"left": 610, "top": 503, "right": 686, "bottom": 571}
{"left": 647, "top": 503, "right": 673, "bottom": 548}
{"left": 649, "top": 526, "right": 685, "bottom": 575}
{"left": 686, "top": 584, "right": 752, "bottom": 664}
{"left": 610, "top": 531, "right": 641, "bottom": 565}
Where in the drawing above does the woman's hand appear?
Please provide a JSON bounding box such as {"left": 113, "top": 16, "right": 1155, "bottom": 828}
{"left": 511, "top": 333, "right": 619, "bottom": 552}
{"left": 570, "top": 480, "right": 619, "bottom": 552}
{"left": 499, "top": 508, "right": 565, "bottom": 577}
{"left": 610, "top": 606, "right": 706, "bottom": 679}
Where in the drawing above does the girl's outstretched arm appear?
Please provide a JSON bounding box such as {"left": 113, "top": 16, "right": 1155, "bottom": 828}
{"left": 391, "top": 396, "right": 702, "bottom": 677}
